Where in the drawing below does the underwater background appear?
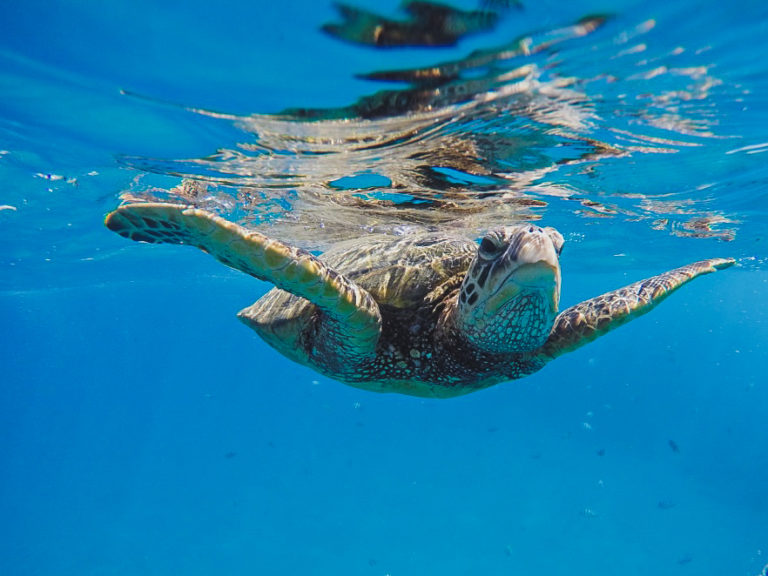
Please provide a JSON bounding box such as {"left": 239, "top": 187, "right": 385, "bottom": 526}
{"left": 2, "top": 0, "right": 768, "bottom": 574}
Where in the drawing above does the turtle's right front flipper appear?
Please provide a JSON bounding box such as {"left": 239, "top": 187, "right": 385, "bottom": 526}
{"left": 105, "top": 202, "right": 382, "bottom": 360}
{"left": 539, "top": 258, "right": 735, "bottom": 359}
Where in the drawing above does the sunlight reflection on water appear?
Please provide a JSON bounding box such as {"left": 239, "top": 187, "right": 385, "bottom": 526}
{"left": 113, "top": 10, "right": 755, "bottom": 257}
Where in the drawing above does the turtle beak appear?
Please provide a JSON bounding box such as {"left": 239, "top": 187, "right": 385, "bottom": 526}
{"left": 505, "top": 227, "right": 561, "bottom": 270}
{"left": 487, "top": 260, "right": 560, "bottom": 313}
{"left": 509, "top": 261, "right": 559, "bottom": 289}
{"left": 516, "top": 261, "right": 561, "bottom": 314}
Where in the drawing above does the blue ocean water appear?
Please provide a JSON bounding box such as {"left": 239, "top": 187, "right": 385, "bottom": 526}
{"left": 2, "top": 1, "right": 768, "bottom": 575}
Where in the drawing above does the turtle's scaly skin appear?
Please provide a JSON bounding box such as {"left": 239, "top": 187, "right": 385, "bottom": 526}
{"left": 106, "top": 202, "right": 735, "bottom": 398}
{"left": 106, "top": 202, "right": 382, "bottom": 365}
{"left": 238, "top": 232, "right": 480, "bottom": 394}
{"left": 540, "top": 258, "right": 734, "bottom": 359}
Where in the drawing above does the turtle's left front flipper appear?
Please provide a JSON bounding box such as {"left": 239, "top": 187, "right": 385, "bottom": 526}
{"left": 105, "top": 202, "right": 382, "bottom": 361}
{"left": 540, "top": 258, "right": 735, "bottom": 359}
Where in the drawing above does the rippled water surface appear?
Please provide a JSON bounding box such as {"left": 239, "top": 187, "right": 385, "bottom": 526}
{"left": 2, "top": 1, "right": 768, "bottom": 575}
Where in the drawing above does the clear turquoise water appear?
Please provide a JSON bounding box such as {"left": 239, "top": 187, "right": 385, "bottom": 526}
{"left": 2, "top": 1, "right": 768, "bottom": 575}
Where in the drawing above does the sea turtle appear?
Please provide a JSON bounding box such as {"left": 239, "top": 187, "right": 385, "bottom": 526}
{"left": 106, "top": 202, "right": 734, "bottom": 398}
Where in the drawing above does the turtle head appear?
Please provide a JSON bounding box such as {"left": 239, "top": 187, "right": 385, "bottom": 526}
{"left": 456, "top": 225, "right": 564, "bottom": 354}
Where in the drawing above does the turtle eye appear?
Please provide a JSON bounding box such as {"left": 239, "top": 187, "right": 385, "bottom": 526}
{"left": 479, "top": 236, "right": 502, "bottom": 257}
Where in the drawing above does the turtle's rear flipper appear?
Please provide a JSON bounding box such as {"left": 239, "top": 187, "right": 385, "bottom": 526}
{"left": 540, "top": 258, "right": 735, "bottom": 359}
{"left": 105, "top": 202, "right": 382, "bottom": 360}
